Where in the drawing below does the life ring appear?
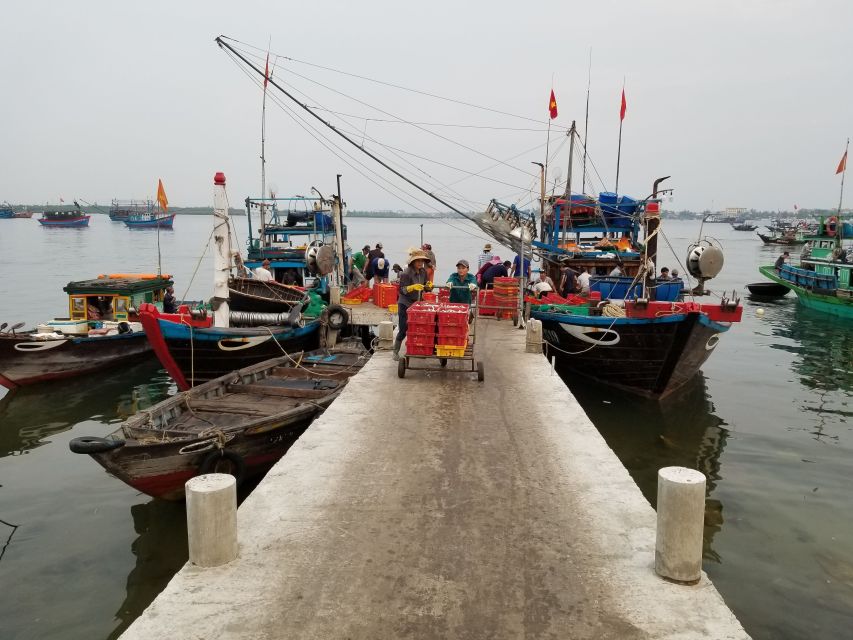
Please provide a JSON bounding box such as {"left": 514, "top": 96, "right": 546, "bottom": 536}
{"left": 198, "top": 449, "right": 246, "bottom": 484}
{"left": 826, "top": 216, "right": 838, "bottom": 237}
{"left": 69, "top": 436, "right": 126, "bottom": 454}
{"left": 325, "top": 304, "right": 349, "bottom": 331}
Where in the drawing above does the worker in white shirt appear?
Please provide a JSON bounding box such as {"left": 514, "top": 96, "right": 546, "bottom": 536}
{"left": 254, "top": 259, "right": 274, "bottom": 282}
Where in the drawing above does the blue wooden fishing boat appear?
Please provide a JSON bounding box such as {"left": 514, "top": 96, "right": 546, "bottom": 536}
{"left": 38, "top": 203, "right": 90, "bottom": 227}
{"left": 124, "top": 212, "right": 176, "bottom": 228}
{"left": 0, "top": 208, "right": 14, "bottom": 219}
{"left": 109, "top": 199, "right": 152, "bottom": 222}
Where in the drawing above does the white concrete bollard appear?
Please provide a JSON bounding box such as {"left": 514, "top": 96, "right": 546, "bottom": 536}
{"left": 655, "top": 466, "right": 706, "bottom": 584}
{"left": 377, "top": 320, "right": 394, "bottom": 341}
{"left": 329, "top": 285, "right": 341, "bottom": 305}
{"left": 525, "top": 318, "right": 543, "bottom": 353}
{"left": 186, "top": 473, "right": 238, "bottom": 567}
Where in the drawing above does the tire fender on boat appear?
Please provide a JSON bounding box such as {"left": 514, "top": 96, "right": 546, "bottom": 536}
{"left": 325, "top": 304, "right": 349, "bottom": 331}
{"left": 826, "top": 216, "right": 838, "bottom": 237}
{"left": 69, "top": 436, "right": 126, "bottom": 454}
{"left": 198, "top": 449, "right": 246, "bottom": 485}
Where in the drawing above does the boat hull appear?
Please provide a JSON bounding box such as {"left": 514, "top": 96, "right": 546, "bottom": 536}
{"left": 0, "top": 332, "right": 153, "bottom": 389}
{"left": 534, "top": 311, "right": 731, "bottom": 399}
{"left": 89, "top": 417, "right": 312, "bottom": 500}
{"left": 124, "top": 214, "right": 175, "bottom": 228}
{"left": 759, "top": 265, "right": 853, "bottom": 318}
{"left": 139, "top": 306, "right": 321, "bottom": 390}
{"left": 38, "top": 216, "right": 90, "bottom": 227}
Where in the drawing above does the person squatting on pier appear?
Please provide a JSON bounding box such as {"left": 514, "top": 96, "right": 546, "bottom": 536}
{"left": 393, "top": 250, "right": 432, "bottom": 361}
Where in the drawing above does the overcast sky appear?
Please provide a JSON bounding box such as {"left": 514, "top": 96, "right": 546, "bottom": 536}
{"left": 2, "top": 0, "right": 851, "bottom": 213}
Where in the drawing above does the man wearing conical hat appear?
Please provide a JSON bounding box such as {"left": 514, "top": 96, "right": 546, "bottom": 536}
{"left": 393, "top": 249, "right": 432, "bottom": 361}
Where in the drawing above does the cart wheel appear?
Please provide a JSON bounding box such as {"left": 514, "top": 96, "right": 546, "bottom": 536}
{"left": 477, "top": 361, "right": 485, "bottom": 382}
{"left": 512, "top": 314, "right": 519, "bottom": 326}
{"left": 439, "top": 358, "right": 448, "bottom": 368}
{"left": 398, "top": 358, "right": 406, "bottom": 378}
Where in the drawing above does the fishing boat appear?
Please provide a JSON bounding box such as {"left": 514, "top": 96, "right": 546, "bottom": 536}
{"left": 523, "top": 125, "right": 743, "bottom": 399}
{"left": 731, "top": 221, "right": 757, "bottom": 231}
{"left": 0, "top": 274, "right": 173, "bottom": 389}
{"left": 13, "top": 210, "right": 34, "bottom": 219}
{"left": 244, "top": 193, "right": 345, "bottom": 292}
{"left": 0, "top": 207, "right": 14, "bottom": 219}
{"left": 124, "top": 212, "right": 176, "bottom": 229}
{"left": 68, "top": 345, "right": 368, "bottom": 500}
{"left": 38, "top": 203, "right": 90, "bottom": 227}
{"left": 138, "top": 173, "right": 333, "bottom": 391}
{"left": 228, "top": 277, "right": 311, "bottom": 314}
{"left": 109, "top": 199, "right": 151, "bottom": 222}
{"left": 758, "top": 216, "right": 853, "bottom": 318}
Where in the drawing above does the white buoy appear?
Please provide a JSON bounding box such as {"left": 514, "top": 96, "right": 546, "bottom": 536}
{"left": 655, "top": 466, "right": 706, "bottom": 584}
{"left": 756, "top": 308, "right": 765, "bottom": 316}
{"left": 186, "top": 473, "right": 238, "bottom": 567}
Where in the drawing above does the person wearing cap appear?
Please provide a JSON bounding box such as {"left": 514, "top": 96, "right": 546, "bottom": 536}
{"left": 445, "top": 259, "right": 477, "bottom": 304}
{"left": 393, "top": 249, "right": 431, "bottom": 360}
{"left": 421, "top": 243, "right": 437, "bottom": 283}
{"left": 478, "top": 243, "right": 493, "bottom": 269}
{"left": 254, "top": 259, "right": 274, "bottom": 282}
{"left": 531, "top": 270, "right": 556, "bottom": 297}
{"left": 365, "top": 243, "right": 386, "bottom": 284}
{"left": 390, "top": 263, "right": 403, "bottom": 283}
{"left": 370, "top": 256, "right": 390, "bottom": 283}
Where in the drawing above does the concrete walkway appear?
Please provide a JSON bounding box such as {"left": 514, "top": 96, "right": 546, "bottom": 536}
{"left": 122, "top": 320, "right": 749, "bottom": 639}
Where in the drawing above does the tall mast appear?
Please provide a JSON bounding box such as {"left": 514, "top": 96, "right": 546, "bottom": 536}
{"left": 838, "top": 138, "right": 849, "bottom": 217}
{"left": 615, "top": 79, "right": 626, "bottom": 195}
{"left": 582, "top": 48, "right": 591, "bottom": 194}
{"left": 562, "top": 121, "right": 577, "bottom": 247}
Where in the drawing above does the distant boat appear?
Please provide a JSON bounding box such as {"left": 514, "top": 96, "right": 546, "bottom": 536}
{"left": 124, "top": 212, "right": 176, "bottom": 229}
{"left": 731, "top": 221, "right": 757, "bottom": 231}
{"left": 13, "top": 210, "right": 34, "bottom": 219}
{"left": 38, "top": 203, "right": 90, "bottom": 227}
{"left": 0, "top": 208, "right": 14, "bottom": 219}
{"left": 109, "top": 199, "right": 153, "bottom": 222}
{"left": 757, "top": 231, "right": 808, "bottom": 245}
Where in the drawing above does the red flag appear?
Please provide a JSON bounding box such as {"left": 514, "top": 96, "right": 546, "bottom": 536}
{"left": 548, "top": 89, "right": 558, "bottom": 119}
{"left": 263, "top": 52, "right": 270, "bottom": 89}
{"left": 157, "top": 179, "right": 168, "bottom": 212}
{"left": 620, "top": 89, "right": 627, "bottom": 121}
{"left": 837, "top": 150, "right": 847, "bottom": 174}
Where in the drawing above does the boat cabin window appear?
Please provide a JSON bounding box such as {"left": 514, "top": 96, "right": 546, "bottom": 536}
{"left": 114, "top": 296, "right": 130, "bottom": 319}
{"left": 82, "top": 295, "right": 116, "bottom": 321}
{"left": 70, "top": 296, "right": 86, "bottom": 319}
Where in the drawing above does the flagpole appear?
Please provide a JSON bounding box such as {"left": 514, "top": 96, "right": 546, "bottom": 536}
{"left": 615, "top": 79, "right": 625, "bottom": 195}
{"left": 260, "top": 45, "right": 271, "bottom": 247}
{"left": 838, "top": 138, "right": 849, "bottom": 216}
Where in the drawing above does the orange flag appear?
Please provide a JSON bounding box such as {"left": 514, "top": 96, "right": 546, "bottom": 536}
{"left": 837, "top": 150, "right": 847, "bottom": 175}
{"left": 157, "top": 179, "right": 168, "bottom": 211}
{"left": 548, "top": 89, "right": 558, "bottom": 119}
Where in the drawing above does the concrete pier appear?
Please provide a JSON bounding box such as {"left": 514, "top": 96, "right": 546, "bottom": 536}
{"left": 121, "top": 320, "right": 748, "bottom": 639}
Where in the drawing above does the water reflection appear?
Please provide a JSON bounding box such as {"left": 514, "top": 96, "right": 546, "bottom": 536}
{"left": 0, "top": 360, "right": 173, "bottom": 458}
{"left": 561, "top": 372, "right": 729, "bottom": 562}
{"left": 108, "top": 500, "right": 188, "bottom": 640}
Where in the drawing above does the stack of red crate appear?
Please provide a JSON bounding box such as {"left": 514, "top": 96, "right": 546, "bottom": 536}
{"left": 478, "top": 289, "right": 496, "bottom": 316}
{"left": 405, "top": 301, "right": 439, "bottom": 356}
{"left": 373, "top": 283, "right": 399, "bottom": 308}
{"left": 492, "top": 276, "right": 518, "bottom": 319}
{"left": 436, "top": 303, "right": 469, "bottom": 349}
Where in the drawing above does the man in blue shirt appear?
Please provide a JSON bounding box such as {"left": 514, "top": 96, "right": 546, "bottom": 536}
{"left": 511, "top": 254, "right": 531, "bottom": 279}
{"left": 445, "top": 259, "right": 477, "bottom": 304}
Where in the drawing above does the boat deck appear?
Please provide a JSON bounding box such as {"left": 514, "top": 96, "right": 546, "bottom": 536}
{"left": 121, "top": 320, "right": 747, "bottom": 639}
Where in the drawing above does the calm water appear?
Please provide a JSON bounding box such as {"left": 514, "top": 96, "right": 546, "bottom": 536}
{"left": 0, "top": 214, "right": 851, "bottom": 639}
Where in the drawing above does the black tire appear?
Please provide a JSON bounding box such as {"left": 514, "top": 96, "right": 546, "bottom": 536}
{"left": 198, "top": 449, "right": 246, "bottom": 485}
{"left": 326, "top": 304, "right": 348, "bottom": 331}
{"left": 69, "top": 436, "right": 126, "bottom": 454}
{"left": 477, "top": 361, "right": 485, "bottom": 382}
{"left": 439, "top": 358, "right": 448, "bottom": 367}
{"left": 398, "top": 358, "right": 406, "bottom": 378}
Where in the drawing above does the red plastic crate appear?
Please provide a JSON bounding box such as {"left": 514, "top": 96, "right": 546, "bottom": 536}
{"left": 407, "top": 322, "right": 436, "bottom": 336}
{"left": 437, "top": 324, "right": 468, "bottom": 339}
{"left": 438, "top": 288, "right": 450, "bottom": 302}
{"left": 406, "top": 333, "right": 435, "bottom": 349}
{"left": 477, "top": 290, "right": 496, "bottom": 316}
{"left": 406, "top": 302, "right": 438, "bottom": 324}
{"left": 373, "top": 283, "right": 399, "bottom": 308}
{"left": 406, "top": 344, "right": 435, "bottom": 356}
{"left": 436, "top": 335, "right": 467, "bottom": 347}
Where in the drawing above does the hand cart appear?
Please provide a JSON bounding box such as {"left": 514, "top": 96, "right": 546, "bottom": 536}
{"left": 397, "top": 286, "right": 484, "bottom": 381}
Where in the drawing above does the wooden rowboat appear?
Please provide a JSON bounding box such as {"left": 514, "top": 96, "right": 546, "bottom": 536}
{"left": 228, "top": 276, "right": 311, "bottom": 313}
{"left": 69, "top": 344, "right": 368, "bottom": 500}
